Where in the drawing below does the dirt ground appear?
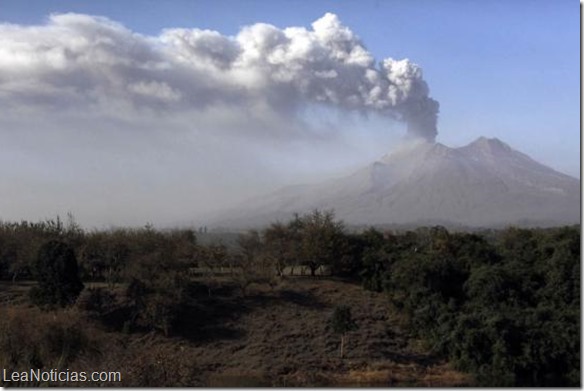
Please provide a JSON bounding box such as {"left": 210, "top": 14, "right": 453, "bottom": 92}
{"left": 0, "top": 278, "right": 473, "bottom": 386}
{"left": 172, "top": 277, "right": 473, "bottom": 386}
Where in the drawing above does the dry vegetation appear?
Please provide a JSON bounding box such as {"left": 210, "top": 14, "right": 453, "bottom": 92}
{"left": 0, "top": 277, "right": 472, "bottom": 387}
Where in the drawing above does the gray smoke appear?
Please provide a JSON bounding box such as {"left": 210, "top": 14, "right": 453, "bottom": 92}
{"left": 0, "top": 12, "right": 439, "bottom": 141}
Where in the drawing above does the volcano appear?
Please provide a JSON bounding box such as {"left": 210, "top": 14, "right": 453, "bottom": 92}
{"left": 211, "top": 137, "right": 580, "bottom": 229}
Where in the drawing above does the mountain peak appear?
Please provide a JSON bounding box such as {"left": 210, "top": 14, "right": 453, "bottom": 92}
{"left": 429, "top": 142, "right": 453, "bottom": 154}
{"left": 466, "top": 136, "right": 512, "bottom": 155}
{"left": 379, "top": 138, "right": 433, "bottom": 163}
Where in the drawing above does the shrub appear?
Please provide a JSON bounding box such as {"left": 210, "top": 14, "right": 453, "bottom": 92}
{"left": 0, "top": 306, "right": 98, "bottom": 385}
{"left": 75, "top": 287, "right": 116, "bottom": 315}
{"left": 124, "top": 251, "right": 188, "bottom": 335}
{"left": 330, "top": 305, "right": 358, "bottom": 358}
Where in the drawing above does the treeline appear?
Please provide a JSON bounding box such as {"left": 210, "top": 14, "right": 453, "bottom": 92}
{"left": 0, "top": 212, "right": 580, "bottom": 386}
{"left": 0, "top": 210, "right": 354, "bottom": 290}
{"left": 0, "top": 211, "right": 349, "bottom": 335}
{"left": 0, "top": 216, "right": 197, "bottom": 285}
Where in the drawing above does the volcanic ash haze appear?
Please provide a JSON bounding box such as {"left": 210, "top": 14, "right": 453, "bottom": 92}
{"left": 0, "top": 11, "right": 449, "bottom": 227}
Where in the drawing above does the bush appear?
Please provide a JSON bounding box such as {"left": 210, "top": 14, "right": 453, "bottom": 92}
{"left": 124, "top": 251, "right": 188, "bottom": 335}
{"left": 0, "top": 306, "right": 98, "bottom": 385}
{"left": 75, "top": 287, "right": 117, "bottom": 315}
{"left": 330, "top": 305, "right": 358, "bottom": 358}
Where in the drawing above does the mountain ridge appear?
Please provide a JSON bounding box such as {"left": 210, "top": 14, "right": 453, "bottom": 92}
{"left": 209, "top": 137, "right": 580, "bottom": 229}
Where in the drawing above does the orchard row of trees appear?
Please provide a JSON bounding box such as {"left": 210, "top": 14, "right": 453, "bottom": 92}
{"left": 0, "top": 211, "right": 349, "bottom": 284}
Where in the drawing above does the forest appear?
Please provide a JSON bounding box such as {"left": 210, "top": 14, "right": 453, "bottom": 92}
{"left": 0, "top": 211, "right": 580, "bottom": 386}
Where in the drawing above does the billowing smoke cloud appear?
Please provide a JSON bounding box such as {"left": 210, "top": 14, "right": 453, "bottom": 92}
{"left": 0, "top": 12, "right": 439, "bottom": 141}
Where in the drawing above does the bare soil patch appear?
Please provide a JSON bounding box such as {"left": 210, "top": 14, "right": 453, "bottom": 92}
{"left": 176, "top": 277, "right": 473, "bottom": 386}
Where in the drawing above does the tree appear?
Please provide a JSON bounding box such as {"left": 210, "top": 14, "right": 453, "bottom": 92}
{"left": 237, "top": 230, "right": 262, "bottom": 266}
{"left": 264, "top": 222, "right": 295, "bottom": 277}
{"left": 79, "top": 230, "right": 131, "bottom": 287}
{"left": 197, "top": 243, "right": 228, "bottom": 297}
{"left": 29, "top": 240, "right": 84, "bottom": 307}
{"left": 236, "top": 230, "right": 279, "bottom": 295}
{"left": 359, "top": 228, "right": 392, "bottom": 291}
{"left": 330, "top": 305, "right": 358, "bottom": 358}
{"left": 297, "top": 209, "right": 346, "bottom": 276}
{"left": 124, "top": 245, "right": 188, "bottom": 336}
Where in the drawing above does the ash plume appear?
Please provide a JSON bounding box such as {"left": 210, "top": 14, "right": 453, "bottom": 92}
{"left": 0, "top": 12, "right": 439, "bottom": 141}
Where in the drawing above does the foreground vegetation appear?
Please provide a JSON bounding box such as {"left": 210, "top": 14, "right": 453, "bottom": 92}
{"left": 0, "top": 212, "right": 579, "bottom": 386}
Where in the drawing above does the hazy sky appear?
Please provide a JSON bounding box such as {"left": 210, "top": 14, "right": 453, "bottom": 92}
{"left": 0, "top": 0, "right": 579, "bottom": 228}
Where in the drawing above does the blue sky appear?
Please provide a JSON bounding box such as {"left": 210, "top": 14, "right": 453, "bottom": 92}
{"left": 0, "top": 0, "right": 579, "bottom": 226}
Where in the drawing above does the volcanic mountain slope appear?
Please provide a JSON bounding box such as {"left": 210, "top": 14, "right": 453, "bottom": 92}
{"left": 212, "top": 137, "right": 580, "bottom": 228}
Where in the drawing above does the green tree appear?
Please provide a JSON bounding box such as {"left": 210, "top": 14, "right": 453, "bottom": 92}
{"left": 297, "top": 209, "right": 346, "bottom": 276}
{"left": 330, "top": 305, "right": 358, "bottom": 358}
{"left": 124, "top": 232, "right": 190, "bottom": 336}
{"left": 29, "top": 240, "right": 84, "bottom": 307}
